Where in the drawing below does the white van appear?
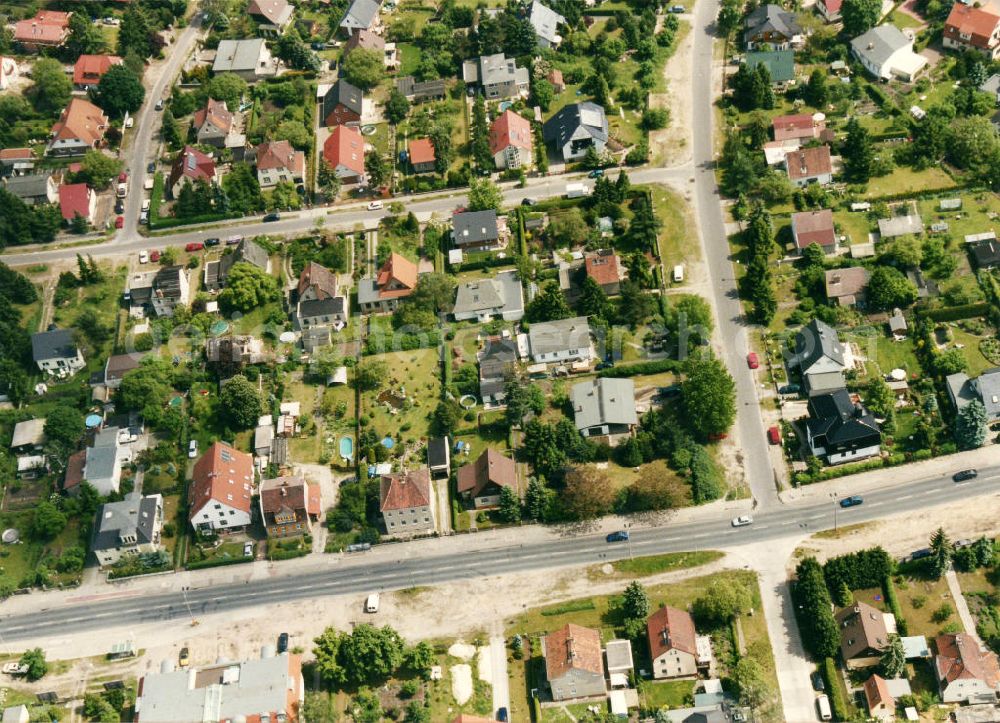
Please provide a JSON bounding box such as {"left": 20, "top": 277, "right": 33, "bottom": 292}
{"left": 672, "top": 264, "right": 684, "bottom": 283}
{"left": 141, "top": 199, "right": 150, "bottom": 212}
{"left": 365, "top": 593, "right": 380, "bottom": 613}
{"left": 816, "top": 694, "right": 831, "bottom": 721}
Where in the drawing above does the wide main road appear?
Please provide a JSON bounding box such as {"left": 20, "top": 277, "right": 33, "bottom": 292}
{"left": 4, "top": 465, "right": 998, "bottom": 643}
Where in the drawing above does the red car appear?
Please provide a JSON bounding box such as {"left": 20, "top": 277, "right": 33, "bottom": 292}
{"left": 746, "top": 352, "right": 759, "bottom": 369}
{"left": 767, "top": 426, "right": 781, "bottom": 445}
{"left": 185, "top": 242, "right": 204, "bottom": 252}
{"left": 118, "top": 171, "right": 128, "bottom": 183}
{"left": 150, "top": 250, "right": 160, "bottom": 262}
{"left": 114, "top": 216, "right": 124, "bottom": 229}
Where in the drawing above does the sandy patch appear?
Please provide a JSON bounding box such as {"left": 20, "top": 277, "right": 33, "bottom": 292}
{"left": 448, "top": 642, "right": 476, "bottom": 660}
{"left": 477, "top": 646, "right": 492, "bottom": 684}
{"left": 450, "top": 663, "right": 473, "bottom": 704}
{"left": 648, "top": 23, "right": 694, "bottom": 168}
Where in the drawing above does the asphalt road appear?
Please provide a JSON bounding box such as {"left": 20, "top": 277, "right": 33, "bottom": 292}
{"left": 4, "top": 464, "right": 997, "bottom": 643}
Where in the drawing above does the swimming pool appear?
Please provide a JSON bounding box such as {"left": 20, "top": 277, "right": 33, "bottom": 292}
{"left": 340, "top": 436, "right": 354, "bottom": 459}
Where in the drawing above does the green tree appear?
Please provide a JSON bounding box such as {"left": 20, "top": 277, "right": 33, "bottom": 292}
{"left": 622, "top": 581, "right": 650, "bottom": 621}
{"left": 274, "top": 120, "right": 312, "bottom": 150}
{"left": 577, "top": 276, "right": 612, "bottom": 322}
{"left": 947, "top": 115, "right": 997, "bottom": 173}
{"left": 407, "top": 272, "right": 456, "bottom": 315}
{"left": 954, "top": 398, "right": 987, "bottom": 449}
{"left": 497, "top": 485, "right": 522, "bottom": 523}
{"left": 530, "top": 76, "right": 554, "bottom": 111}
{"left": 355, "top": 359, "right": 389, "bottom": 391}
{"left": 843, "top": 117, "right": 875, "bottom": 183}
{"left": 929, "top": 527, "right": 952, "bottom": 579}
{"left": 794, "top": 557, "right": 841, "bottom": 658}
{"left": 83, "top": 693, "right": 117, "bottom": 721}
{"left": 467, "top": 177, "right": 503, "bottom": 211}
{"left": 204, "top": 74, "right": 249, "bottom": 110}
{"left": 44, "top": 406, "right": 85, "bottom": 461}
{"left": 524, "top": 282, "right": 571, "bottom": 322}
{"left": 524, "top": 477, "right": 554, "bottom": 521}
{"left": 429, "top": 123, "right": 454, "bottom": 174}
{"left": 78, "top": 150, "right": 123, "bottom": 190}
{"left": 692, "top": 577, "right": 752, "bottom": 625}
{"left": 548, "top": 208, "right": 590, "bottom": 246}
{"left": 217, "top": 262, "right": 280, "bottom": 313}
{"left": 342, "top": 48, "right": 385, "bottom": 89}
{"left": 717, "top": 0, "right": 742, "bottom": 36}
{"left": 864, "top": 377, "right": 896, "bottom": 419}
{"left": 431, "top": 398, "right": 461, "bottom": 436}
{"left": 67, "top": 12, "right": 106, "bottom": 57}
{"left": 561, "top": 465, "right": 615, "bottom": 520}
{"left": 405, "top": 641, "right": 435, "bottom": 674}
{"left": 28, "top": 58, "right": 72, "bottom": 116}
{"left": 879, "top": 634, "right": 906, "bottom": 678}
{"left": 910, "top": 110, "right": 950, "bottom": 169}
{"left": 505, "top": 380, "right": 545, "bottom": 427}
{"left": 625, "top": 460, "right": 691, "bottom": 511}
{"left": 805, "top": 69, "right": 828, "bottom": 108}
{"left": 365, "top": 151, "right": 389, "bottom": 189}
{"left": 118, "top": 4, "right": 152, "bottom": 58}
{"left": 522, "top": 419, "right": 567, "bottom": 480}
{"left": 222, "top": 162, "right": 264, "bottom": 215}
{"left": 470, "top": 94, "right": 492, "bottom": 170}
{"left": 681, "top": 356, "right": 737, "bottom": 439}
{"left": 161, "top": 107, "right": 182, "bottom": 148}
{"left": 734, "top": 657, "right": 771, "bottom": 712}
{"left": 92, "top": 64, "right": 145, "bottom": 118}
{"left": 867, "top": 266, "right": 918, "bottom": 310}
{"left": 337, "top": 624, "right": 406, "bottom": 686}
{"left": 19, "top": 648, "right": 48, "bottom": 681}
{"left": 219, "top": 375, "right": 264, "bottom": 430}
{"left": 841, "top": 0, "right": 882, "bottom": 36}
{"left": 934, "top": 348, "right": 968, "bottom": 376}
{"left": 880, "top": 235, "right": 923, "bottom": 269}
{"left": 617, "top": 280, "right": 656, "bottom": 328}
{"left": 385, "top": 88, "right": 410, "bottom": 124}
{"left": 31, "top": 501, "right": 67, "bottom": 541}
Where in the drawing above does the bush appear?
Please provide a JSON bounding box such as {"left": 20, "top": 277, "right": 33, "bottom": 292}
{"left": 597, "top": 359, "right": 681, "bottom": 378}
{"left": 822, "top": 657, "right": 850, "bottom": 721}
{"left": 932, "top": 603, "right": 954, "bottom": 623}
{"left": 882, "top": 576, "right": 909, "bottom": 636}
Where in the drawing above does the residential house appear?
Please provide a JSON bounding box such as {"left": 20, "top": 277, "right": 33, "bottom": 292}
{"left": 806, "top": 388, "right": 882, "bottom": 464}
{"left": 784, "top": 145, "right": 833, "bottom": 187}
{"left": 542, "top": 624, "right": 606, "bottom": 701}
{"left": 789, "top": 319, "right": 849, "bottom": 395}
{"left": 99, "top": 353, "right": 143, "bottom": 390}
{"left": 322, "top": 124, "right": 366, "bottom": 184}
{"left": 772, "top": 113, "right": 825, "bottom": 142}
{"left": 825, "top": 267, "right": 870, "bottom": 307}
{"left": 192, "top": 98, "right": 236, "bottom": 148}
{"left": 934, "top": 633, "right": 1000, "bottom": 704}
{"left": 16, "top": 454, "right": 47, "bottom": 480}
{"left": 746, "top": 49, "right": 795, "bottom": 83}
{"left": 135, "top": 650, "right": 304, "bottom": 722}
{"left": 453, "top": 270, "right": 525, "bottom": 322}
{"left": 3, "top": 174, "right": 57, "bottom": 205}
{"left": 528, "top": 316, "right": 594, "bottom": 364}
{"left": 530, "top": 0, "right": 566, "bottom": 49}
{"left": 408, "top": 137, "right": 436, "bottom": 174}
{"left": 452, "top": 210, "right": 502, "bottom": 251}
{"left": 63, "top": 450, "right": 86, "bottom": 495}
{"left": 212, "top": 39, "right": 277, "bottom": 82}
{"left": 247, "top": 0, "right": 295, "bottom": 32}
{"left": 1, "top": 706, "right": 30, "bottom": 723}
{"left": 188, "top": 442, "right": 255, "bottom": 533}
{"left": 205, "top": 335, "right": 270, "bottom": 368}
{"left": 10, "top": 419, "right": 46, "bottom": 455}
{"left": 259, "top": 476, "right": 320, "bottom": 538}
{"left": 72, "top": 55, "right": 123, "bottom": 89}
{"left": 298, "top": 261, "right": 339, "bottom": 303}
{"left": 254, "top": 140, "right": 305, "bottom": 188}
{"left": 462, "top": 53, "right": 530, "bottom": 99}
{"left": 31, "top": 328, "right": 85, "bottom": 376}
{"left": 851, "top": 25, "right": 928, "bottom": 81}
{"left": 47, "top": 98, "right": 108, "bottom": 157}
{"left": 816, "top": 0, "right": 842, "bottom": 22}
{"left": 339, "top": 0, "right": 382, "bottom": 35}
{"left": 321, "top": 78, "right": 363, "bottom": 127}
{"left": 791, "top": 209, "right": 837, "bottom": 254}
{"left": 427, "top": 436, "right": 450, "bottom": 479}
{"left": 944, "top": 4, "right": 1000, "bottom": 59}
{"left": 379, "top": 468, "right": 433, "bottom": 534}
{"left": 836, "top": 600, "right": 894, "bottom": 669}
{"left": 878, "top": 213, "right": 924, "bottom": 239}
{"left": 204, "top": 238, "right": 270, "bottom": 291}
{"left": 92, "top": 492, "right": 163, "bottom": 567}
{"left": 345, "top": 29, "right": 398, "bottom": 70}
{"left": 83, "top": 426, "right": 131, "bottom": 496}
{"left": 981, "top": 72, "right": 1000, "bottom": 103}
{"left": 0, "top": 57, "right": 18, "bottom": 92}
{"left": 296, "top": 295, "right": 348, "bottom": 331}
{"left": 863, "top": 674, "right": 896, "bottom": 722}
{"left": 58, "top": 183, "right": 96, "bottom": 225}
{"left": 395, "top": 76, "right": 447, "bottom": 102}
{"left": 124, "top": 266, "right": 190, "bottom": 318}
{"left": 478, "top": 336, "right": 518, "bottom": 404}
{"left": 571, "top": 377, "right": 638, "bottom": 447}
{"left": 584, "top": 250, "right": 624, "bottom": 295}
{"left": 543, "top": 102, "right": 608, "bottom": 162}
{"left": 456, "top": 448, "right": 517, "bottom": 508}
{"left": 490, "top": 109, "right": 533, "bottom": 170}
{"left": 14, "top": 10, "right": 71, "bottom": 52}
{"left": 648, "top": 606, "right": 699, "bottom": 680}
{"left": 743, "top": 4, "right": 802, "bottom": 49}
{"left": 945, "top": 368, "right": 1000, "bottom": 420}
{"left": 358, "top": 252, "right": 418, "bottom": 312}
{"left": 604, "top": 639, "right": 634, "bottom": 678}
{"left": 548, "top": 68, "right": 566, "bottom": 93}
{"left": 167, "top": 146, "right": 216, "bottom": 198}
{"left": 0, "top": 148, "right": 35, "bottom": 178}
{"left": 971, "top": 238, "right": 1000, "bottom": 269}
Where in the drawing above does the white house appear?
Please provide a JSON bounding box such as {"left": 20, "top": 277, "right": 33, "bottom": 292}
{"left": 83, "top": 426, "right": 131, "bottom": 496}
{"left": 850, "top": 25, "right": 928, "bottom": 82}
{"left": 31, "top": 328, "right": 85, "bottom": 376}
{"left": 188, "top": 442, "right": 255, "bottom": 533}
{"left": 92, "top": 492, "right": 163, "bottom": 567}
{"left": 452, "top": 270, "right": 525, "bottom": 322}
{"left": 527, "top": 316, "right": 594, "bottom": 364}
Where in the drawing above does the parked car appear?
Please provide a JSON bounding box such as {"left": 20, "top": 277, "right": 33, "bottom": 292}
{"left": 150, "top": 250, "right": 160, "bottom": 262}
{"left": 606, "top": 530, "right": 630, "bottom": 543}
{"left": 226, "top": 235, "right": 243, "bottom": 245}
{"left": 154, "top": 99, "right": 164, "bottom": 111}
{"left": 243, "top": 542, "right": 253, "bottom": 557}
{"left": 367, "top": 200, "right": 383, "bottom": 211}
{"left": 178, "top": 647, "right": 189, "bottom": 667}
{"left": 497, "top": 707, "right": 509, "bottom": 722}
{"left": 114, "top": 199, "right": 125, "bottom": 214}
{"left": 139, "top": 250, "right": 149, "bottom": 264}
{"left": 670, "top": 4, "right": 685, "bottom": 11}
{"left": 953, "top": 469, "right": 978, "bottom": 482}
{"left": 810, "top": 671, "right": 825, "bottom": 692}
{"left": 277, "top": 632, "right": 289, "bottom": 653}
{"left": 746, "top": 352, "right": 759, "bottom": 369}
{"left": 139, "top": 211, "right": 148, "bottom": 225}
{"left": 188, "top": 440, "right": 198, "bottom": 458}
{"left": 521, "top": 197, "right": 537, "bottom": 206}
{"left": 118, "top": 171, "right": 128, "bottom": 183}
{"left": 205, "top": 237, "right": 221, "bottom": 246}
{"left": 263, "top": 212, "right": 280, "bottom": 222}
{"left": 910, "top": 548, "right": 933, "bottom": 561}
{"left": 731, "top": 515, "right": 753, "bottom": 527}
{"left": 365, "top": 593, "right": 380, "bottom": 613}
{"left": 185, "top": 242, "right": 204, "bottom": 252}
{"left": 839, "top": 495, "right": 863, "bottom": 508}
{"left": 778, "top": 384, "right": 800, "bottom": 395}
{"left": 114, "top": 216, "right": 124, "bottom": 229}
{"left": 587, "top": 168, "right": 604, "bottom": 178}
{"left": 767, "top": 426, "right": 780, "bottom": 445}
{"left": 146, "top": 162, "right": 156, "bottom": 173}
{"left": 2, "top": 662, "right": 28, "bottom": 675}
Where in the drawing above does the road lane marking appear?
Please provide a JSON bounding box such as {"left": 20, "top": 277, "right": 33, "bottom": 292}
{"left": 898, "top": 494, "right": 914, "bottom": 500}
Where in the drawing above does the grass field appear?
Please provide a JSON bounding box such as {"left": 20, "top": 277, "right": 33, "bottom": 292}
{"left": 638, "top": 679, "right": 694, "bottom": 709}
{"left": 362, "top": 348, "right": 441, "bottom": 443}
{"left": 588, "top": 550, "right": 724, "bottom": 580}
{"left": 866, "top": 165, "right": 956, "bottom": 198}
{"left": 893, "top": 571, "right": 958, "bottom": 639}
{"left": 649, "top": 184, "right": 699, "bottom": 275}
{"left": 950, "top": 328, "right": 995, "bottom": 377}
{"left": 917, "top": 192, "right": 1000, "bottom": 242}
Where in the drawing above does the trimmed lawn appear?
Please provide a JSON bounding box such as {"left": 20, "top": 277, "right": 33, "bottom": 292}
{"left": 397, "top": 41, "right": 423, "bottom": 76}
{"left": 950, "top": 328, "right": 994, "bottom": 377}
{"left": 362, "top": 348, "right": 441, "bottom": 444}
{"left": 588, "top": 551, "right": 724, "bottom": 581}
{"left": 893, "top": 571, "right": 958, "bottom": 639}
{"left": 871, "top": 336, "right": 922, "bottom": 376}
{"left": 639, "top": 679, "right": 694, "bottom": 709}
{"left": 866, "top": 166, "right": 956, "bottom": 198}
{"left": 916, "top": 192, "right": 1000, "bottom": 242}
{"left": 649, "top": 184, "right": 700, "bottom": 275}
{"left": 832, "top": 210, "right": 873, "bottom": 247}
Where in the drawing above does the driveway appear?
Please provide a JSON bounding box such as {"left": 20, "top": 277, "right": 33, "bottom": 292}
{"left": 296, "top": 463, "right": 338, "bottom": 554}
{"left": 489, "top": 635, "right": 510, "bottom": 719}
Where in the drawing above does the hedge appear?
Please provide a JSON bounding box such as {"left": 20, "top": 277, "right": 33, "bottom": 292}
{"left": 452, "top": 254, "right": 518, "bottom": 272}
{"left": 267, "top": 546, "right": 309, "bottom": 561}
{"left": 186, "top": 555, "right": 253, "bottom": 571}
{"left": 822, "top": 657, "right": 850, "bottom": 722}
{"left": 823, "top": 547, "right": 894, "bottom": 595}
{"left": 924, "top": 302, "right": 991, "bottom": 322}
{"left": 882, "top": 576, "right": 909, "bottom": 636}
{"left": 597, "top": 359, "right": 681, "bottom": 378}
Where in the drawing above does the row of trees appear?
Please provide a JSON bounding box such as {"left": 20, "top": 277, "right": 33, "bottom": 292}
{"left": 0, "top": 263, "right": 37, "bottom": 402}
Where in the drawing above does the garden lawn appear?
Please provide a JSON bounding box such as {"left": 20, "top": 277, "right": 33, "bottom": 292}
{"left": 917, "top": 192, "right": 1000, "bottom": 241}
{"left": 832, "top": 210, "right": 873, "bottom": 247}
{"left": 51, "top": 263, "right": 128, "bottom": 371}
{"left": 649, "top": 185, "right": 699, "bottom": 272}
{"left": 871, "top": 336, "right": 922, "bottom": 377}
{"left": 866, "top": 166, "right": 956, "bottom": 198}
{"left": 894, "top": 570, "right": 958, "bottom": 639}
{"left": 638, "top": 679, "right": 694, "bottom": 709}
{"left": 362, "top": 348, "right": 441, "bottom": 442}
{"left": 950, "top": 328, "right": 994, "bottom": 377}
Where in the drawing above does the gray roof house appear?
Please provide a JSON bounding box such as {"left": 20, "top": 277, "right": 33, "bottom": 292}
{"left": 212, "top": 39, "right": 276, "bottom": 82}
{"left": 340, "top": 0, "right": 381, "bottom": 33}
{"left": 3, "top": 173, "right": 57, "bottom": 205}
{"left": 946, "top": 368, "right": 1000, "bottom": 420}
{"left": 462, "top": 53, "right": 530, "bottom": 99}
{"left": 395, "top": 76, "right": 447, "bottom": 102}
{"left": 32, "top": 328, "right": 85, "bottom": 376}
{"left": 478, "top": 336, "right": 518, "bottom": 403}
{"left": 543, "top": 102, "right": 609, "bottom": 162}
{"left": 295, "top": 295, "right": 348, "bottom": 331}
{"left": 10, "top": 418, "right": 46, "bottom": 452}
{"left": 571, "top": 377, "right": 638, "bottom": 446}
{"left": 744, "top": 4, "right": 802, "bottom": 49}
{"left": 204, "top": 238, "right": 271, "bottom": 291}
{"left": 92, "top": 492, "right": 163, "bottom": 567}
{"left": 321, "top": 78, "right": 363, "bottom": 126}
{"left": 850, "top": 25, "right": 927, "bottom": 82}
{"left": 452, "top": 209, "right": 500, "bottom": 250}
{"left": 83, "top": 427, "right": 127, "bottom": 497}
{"left": 878, "top": 213, "right": 924, "bottom": 239}
{"left": 453, "top": 270, "right": 524, "bottom": 322}
{"left": 530, "top": 0, "right": 565, "bottom": 48}
{"left": 528, "top": 316, "right": 595, "bottom": 365}
{"left": 789, "top": 319, "right": 848, "bottom": 395}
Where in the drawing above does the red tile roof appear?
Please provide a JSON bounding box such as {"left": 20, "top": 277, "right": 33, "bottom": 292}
{"left": 322, "top": 125, "right": 365, "bottom": 177}
{"left": 647, "top": 605, "right": 698, "bottom": 659}
{"left": 584, "top": 251, "right": 622, "bottom": 287}
{"left": 863, "top": 674, "right": 894, "bottom": 713}
{"left": 548, "top": 68, "right": 565, "bottom": 89}
{"left": 307, "top": 482, "right": 322, "bottom": 517}
{"left": 255, "top": 139, "right": 305, "bottom": 177}
{"left": 58, "top": 183, "right": 92, "bottom": 222}
{"left": 193, "top": 98, "right": 233, "bottom": 134}
{"left": 409, "top": 137, "right": 436, "bottom": 165}
{"left": 260, "top": 476, "right": 315, "bottom": 527}
{"left": 489, "top": 109, "right": 532, "bottom": 156}
{"left": 544, "top": 624, "right": 603, "bottom": 681}
{"left": 51, "top": 98, "right": 108, "bottom": 147}
{"left": 72, "top": 55, "right": 123, "bottom": 87}
{"left": 0, "top": 148, "right": 32, "bottom": 160}
{"left": 456, "top": 448, "right": 517, "bottom": 497}
{"left": 821, "top": 0, "right": 843, "bottom": 14}
{"left": 297, "top": 261, "right": 339, "bottom": 300}
{"left": 935, "top": 633, "right": 1000, "bottom": 688}
{"left": 248, "top": 0, "right": 292, "bottom": 24}
{"left": 379, "top": 468, "right": 431, "bottom": 512}
{"left": 345, "top": 28, "right": 386, "bottom": 52}
{"left": 14, "top": 11, "right": 71, "bottom": 46}
{"left": 170, "top": 146, "right": 216, "bottom": 186}
{"left": 375, "top": 252, "right": 418, "bottom": 297}
{"left": 791, "top": 209, "right": 836, "bottom": 249}
{"left": 786, "top": 145, "right": 832, "bottom": 181}
{"left": 772, "top": 113, "right": 823, "bottom": 142}
{"left": 63, "top": 450, "right": 86, "bottom": 492}
{"left": 189, "top": 442, "right": 255, "bottom": 520}
{"left": 945, "top": 4, "right": 1000, "bottom": 49}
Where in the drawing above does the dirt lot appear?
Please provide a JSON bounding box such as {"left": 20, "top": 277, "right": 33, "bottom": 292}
{"left": 649, "top": 23, "right": 694, "bottom": 168}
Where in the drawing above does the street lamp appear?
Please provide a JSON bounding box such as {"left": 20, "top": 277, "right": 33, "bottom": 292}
{"left": 831, "top": 491, "right": 839, "bottom": 533}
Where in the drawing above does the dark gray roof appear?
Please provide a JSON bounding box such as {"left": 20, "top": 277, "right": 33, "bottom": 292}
{"left": 3, "top": 174, "right": 52, "bottom": 200}
{"left": 972, "top": 239, "right": 1000, "bottom": 268}
{"left": 322, "top": 79, "right": 363, "bottom": 120}
{"left": 219, "top": 239, "right": 269, "bottom": 282}
{"left": 154, "top": 265, "right": 185, "bottom": 299}
{"left": 92, "top": 492, "right": 160, "bottom": 552}
{"left": 572, "top": 377, "right": 638, "bottom": 430}
{"left": 542, "top": 102, "right": 608, "bottom": 148}
{"left": 427, "top": 437, "right": 449, "bottom": 468}
{"left": 395, "top": 76, "right": 447, "bottom": 100}
{"left": 299, "top": 296, "right": 346, "bottom": 318}
{"left": 744, "top": 3, "right": 802, "bottom": 41}
{"left": 452, "top": 210, "right": 499, "bottom": 245}
{"left": 479, "top": 337, "right": 518, "bottom": 397}
{"left": 806, "top": 388, "right": 881, "bottom": 448}
{"left": 213, "top": 39, "right": 268, "bottom": 73}
{"left": 31, "top": 328, "right": 78, "bottom": 362}
{"left": 791, "top": 319, "right": 845, "bottom": 373}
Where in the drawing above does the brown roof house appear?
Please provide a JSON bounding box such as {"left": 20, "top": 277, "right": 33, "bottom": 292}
{"left": 785, "top": 145, "right": 833, "bottom": 187}
{"left": 47, "top": 98, "right": 108, "bottom": 157}
{"left": 15, "top": 10, "right": 71, "bottom": 52}
{"left": 259, "top": 476, "right": 321, "bottom": 538}
{"left": 647, "top": 606, "right": 699, "bottom": 680}
{"left": 791, "top": 209, "right": 837, "bottom": 254}
{"left": 836, "top": 600, "right": 895, "bottom": 669}
{"left": 408, "top": 137, "right": 436, "bottom": 174}
{"left": 358, "top": 252, "right": 418, "bottom": 313}
{"left": 825, "top": 266, "right": 870, "bottom": 307}
{"left": 934, "top": 633, "right": 1000, "bottom": 704}
{"left": 543, "top": 624, "right": 606, "bottom": 701}
{"left": 863, "top": 674, "right": 896, "bottom": 721}
{"left": 379, "top": 469, "right": 434, "bottom": 535}
{"left": 584, "top": 250, "right": 624, "bottom": 295}
{"left": 456, "top": 448, "right": 517, "bottom": 509}
{"left": 193, "top": 98, "right": 236, "bottom": 148}
{"left": 254, "top": 140, "right": 305, "bottom": 188}
{"left": 248, "top": 0, "right": 295, "bottom": 32}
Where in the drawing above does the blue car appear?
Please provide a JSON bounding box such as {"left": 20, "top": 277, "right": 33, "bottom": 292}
{"left": 839, "top": 495, "right": 863, "bottom": 508}
{"left": 588, "top": 169, "right": 605, "bottom": 178}
{"left": 497, "top": 707, "right": 508, "bottom": 722}
{"left": 606, "top": 531, "right": 630, "bottom": 543}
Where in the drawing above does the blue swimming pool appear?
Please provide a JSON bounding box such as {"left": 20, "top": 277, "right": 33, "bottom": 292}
{"left": 339, "top": 436, "right": 354, "bottom": 459}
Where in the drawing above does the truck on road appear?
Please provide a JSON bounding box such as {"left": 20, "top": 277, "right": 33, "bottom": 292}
{"left": 565, "top": 182, "right": 590, "bottom": 199}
